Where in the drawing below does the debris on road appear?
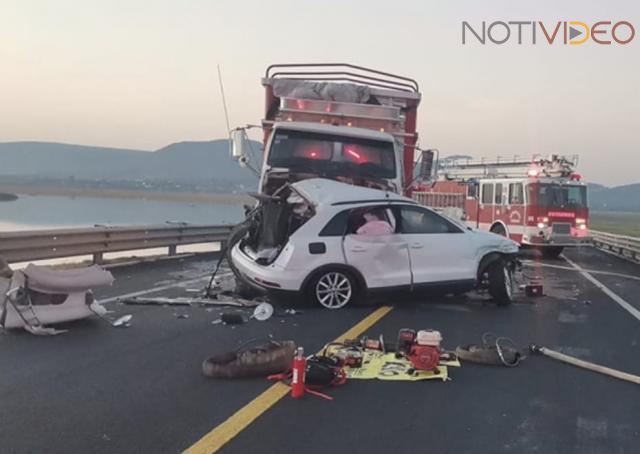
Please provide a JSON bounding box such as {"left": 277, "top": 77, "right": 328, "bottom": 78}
{"left": 202, "top": 339, "right": 296, "bottom": 378}
{"left": 250, "top": 302, "right": 274, "bottom": 321}
{"left": 456, "top": 333, "right": 524, "bottom": 367}
{"left": 220, "top": 312, "right": 244, "bottom": 325}
{"left": 122, "top": 296, "right": 258, "bottom": 308}
{"left": 1, "top": 261, "right": 115, "bottom": 335}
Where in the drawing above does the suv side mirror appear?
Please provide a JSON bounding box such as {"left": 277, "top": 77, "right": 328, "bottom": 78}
{"left": 230, "top": 129, "right": 248, "bottom": 159}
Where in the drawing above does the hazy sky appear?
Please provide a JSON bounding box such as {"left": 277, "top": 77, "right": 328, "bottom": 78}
{"left": 1, "top": 0, "right": 638, "bottom": 185}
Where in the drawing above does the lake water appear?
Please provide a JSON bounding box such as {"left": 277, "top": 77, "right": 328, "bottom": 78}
{"left": 0, "top": 194, "right": 245, "bottom": 232}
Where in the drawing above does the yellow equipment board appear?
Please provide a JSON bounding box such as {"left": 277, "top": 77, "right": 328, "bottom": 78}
{"left": 327, "top": 348, "right": 460, "bottom": 382}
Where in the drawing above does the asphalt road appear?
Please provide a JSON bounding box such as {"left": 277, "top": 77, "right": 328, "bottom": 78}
{"left": 1, "top": 248, "right": 638, "bottom": 454}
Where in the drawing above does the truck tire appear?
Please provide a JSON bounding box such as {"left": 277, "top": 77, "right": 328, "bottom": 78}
{"left": 487, "top": 260, "right": 513, "bottom": 306}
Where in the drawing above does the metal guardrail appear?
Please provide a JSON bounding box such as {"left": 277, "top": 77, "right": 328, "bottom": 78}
{"left": 0, "top": 224, "right": 234, "bottom": 264}
{"left": 591, "top": 230, "right": 640, "bottom": 263}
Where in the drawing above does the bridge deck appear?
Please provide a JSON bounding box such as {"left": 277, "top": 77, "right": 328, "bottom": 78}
{"left": 1, "top": 247, "right": 638, "bottom": 454}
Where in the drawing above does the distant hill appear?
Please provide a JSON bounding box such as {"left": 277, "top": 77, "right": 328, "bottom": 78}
{"left": 1, "top": 141, "right": 640, "bottom": 210}
{"left": 588, "top": 182, "right": 640, "bottom": 212}
{"left": 0, "top": 140, "right": 261, "bottom": 189}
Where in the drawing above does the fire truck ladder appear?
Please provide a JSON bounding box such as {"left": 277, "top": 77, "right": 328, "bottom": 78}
{"left": 439, "top": 155, "right": 578, "bottom": 180}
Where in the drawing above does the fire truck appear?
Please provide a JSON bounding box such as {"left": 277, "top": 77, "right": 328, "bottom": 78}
{"left": 412, "top": 155, "right": 590, "bottom": 257}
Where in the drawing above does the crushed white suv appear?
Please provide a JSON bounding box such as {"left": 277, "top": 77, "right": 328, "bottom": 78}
{"left": 230, "top": 179, "right": 519, "bottom": 309}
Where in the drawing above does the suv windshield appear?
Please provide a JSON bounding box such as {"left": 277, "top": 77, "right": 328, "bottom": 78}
{"left": 535, "top": 183, "right": 587, "bottom": 208}
{"left": 267, "top": 129, "right": 396, "bottom": 179}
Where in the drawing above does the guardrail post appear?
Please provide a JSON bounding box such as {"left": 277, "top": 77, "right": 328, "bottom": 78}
{"left": 93, "top": 252, "right": 104, "bottom": 265}
{"left": 168, "top": 245, "right": 177, "bottom": 256}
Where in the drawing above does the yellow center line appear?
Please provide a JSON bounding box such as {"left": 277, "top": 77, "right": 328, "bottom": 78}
{"left": 183, "top": 305, "right": 394, "bottom": 454}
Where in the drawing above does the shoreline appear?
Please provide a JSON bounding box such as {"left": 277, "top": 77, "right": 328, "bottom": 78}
{"left": 0, "top": 185, "right": 253, "bottom": 205}
{"left": 0, "top": 192, "right": 19, "bottom": 202}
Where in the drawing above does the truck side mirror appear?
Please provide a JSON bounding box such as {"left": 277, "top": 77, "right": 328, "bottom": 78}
{"left": 230, "top": 129, "right": 247, "bottom": 159}
{"left": 419, "top": 149, "right": 435, "bottom": 180}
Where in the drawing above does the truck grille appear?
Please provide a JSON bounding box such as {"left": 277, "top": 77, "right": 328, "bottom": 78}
{"left": 552, "top": 222, "right": 571, "bottom": 235}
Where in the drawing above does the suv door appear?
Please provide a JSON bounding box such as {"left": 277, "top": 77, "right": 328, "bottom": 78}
{"left": 341, "top": 206, "right": 412, "bottom": 290}
{"left": 395, "top": 205, "right": 476, "bottom": 285}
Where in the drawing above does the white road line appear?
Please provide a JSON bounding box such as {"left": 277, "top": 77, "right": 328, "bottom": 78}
{"left": 561, "top": 255, "right": 640, "bottom": 322}
{"left": 521, "top": 260, "right": 640, "bottom": 282}
{"left": 98, "top": 272, "right": 233, "bottom": 304}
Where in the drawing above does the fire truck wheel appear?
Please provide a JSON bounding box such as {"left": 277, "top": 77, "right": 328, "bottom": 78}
{"left": 487, "top": 260, "right": 513, "bottom": 306}
{"left": 541, "top": 247, "right": 564, "bottom": 259}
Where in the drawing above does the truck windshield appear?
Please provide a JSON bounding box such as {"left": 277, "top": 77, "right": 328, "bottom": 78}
{"left": 267, "top": 129, "right": 396, "bottom": 179}
{"left": 535, "top": 183, "right": 587, "bottom": 208}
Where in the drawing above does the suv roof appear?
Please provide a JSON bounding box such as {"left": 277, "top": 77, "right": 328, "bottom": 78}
{"left": 292, "top": 178, "right": 414, "bottom": 207}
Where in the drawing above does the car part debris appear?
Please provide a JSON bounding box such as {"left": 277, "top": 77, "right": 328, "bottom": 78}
{"left": 23, "top": 324, "right": 68, "bottom": 336}
{"left": 525, "top": 283, "right": 544, "bottom": 297}
{"left": 202, "top": 339, "right": 296, "bottom": 378}
{"left": 220, "top": 313, "right": 244, "bottom": 325}
{"left": 0, "top": 256, "right": 12, "bottom": 278}
{"left": 122, "top": 296, "right": 257, "bottom": 308}
{"left": 88, "top": 303, "right": 132, "bottom": 328}
{"left": 530, "top": 345, "right": 640, "bottom": 386}
{"left": 250, "top": 302, "right": 274, "bottom": 321}
{"left": 1, "top": 263, "right": 114, "bottom": 334}
{"left": 456, "top": 333, "right": 524, "bottom": 367}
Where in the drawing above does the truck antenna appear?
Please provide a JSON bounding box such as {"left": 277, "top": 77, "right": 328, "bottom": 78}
{"left": 217, "top": 64, "right": 232, "bottom": 134}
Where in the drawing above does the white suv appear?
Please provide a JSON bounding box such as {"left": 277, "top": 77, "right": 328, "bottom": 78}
{"left": 230, "top": 179, "right": 519, "bottom": 309}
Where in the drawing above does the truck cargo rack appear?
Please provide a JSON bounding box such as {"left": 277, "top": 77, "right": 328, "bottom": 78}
{"left": 265, "top": 63, "right": 419, "bottom": 93}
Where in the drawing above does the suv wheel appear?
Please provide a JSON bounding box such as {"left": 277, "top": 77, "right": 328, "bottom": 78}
{"left": 307, "top": 270, "right": 357, "bottom": 309}
{"left": 487, "top": 260, "right": 513, "bottom": 306}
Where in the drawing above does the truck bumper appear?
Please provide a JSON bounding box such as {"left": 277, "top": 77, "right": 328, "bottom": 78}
{"left": 523, "top": 234, "right": 592, "bottom": 247}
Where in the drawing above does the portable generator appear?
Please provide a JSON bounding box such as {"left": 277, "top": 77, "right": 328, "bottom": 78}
{"left": 399, "top": 329, "right": 442, "bottom": 372}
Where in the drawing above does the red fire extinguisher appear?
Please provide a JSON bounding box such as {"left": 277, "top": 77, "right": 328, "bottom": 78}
{"left": 291, "top": 347, "right": 306, "bottom": 399}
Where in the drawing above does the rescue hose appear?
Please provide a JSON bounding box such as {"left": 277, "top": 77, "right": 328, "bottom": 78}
{"left": 530, "top": 345, "right": 640, "bottom": 386}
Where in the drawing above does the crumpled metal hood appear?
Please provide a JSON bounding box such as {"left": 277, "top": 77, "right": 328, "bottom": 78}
{"left": 291, "top": 178, "right": 410, "bottom": 207}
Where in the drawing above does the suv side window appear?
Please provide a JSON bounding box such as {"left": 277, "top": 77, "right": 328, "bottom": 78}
{"left": 397, "top": 206, "right": 463, "bottom": 234}
{"left": 319, "top": 210, "right": 349, "bottom": 236}
{"left": 319, "top": 206, "right": 397, "bottom": 236}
